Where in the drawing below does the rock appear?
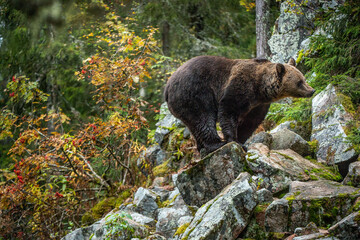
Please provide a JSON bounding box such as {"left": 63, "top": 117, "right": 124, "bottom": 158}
{"left": 265, "top": 199, "right": 290, "bottom": 232}
{"left": 143, "top": 234, "right": 167, "bottom": 240}
{"left": 270, "top": 120, "right": 311, "bottom": 141}
{"left": 156, "top": 203, "right": 193, "bottom": 238}
{"left": 150, "top": 187, "right": 170, "bottom": 202}
{"left": 328, "top": 211, "right": 360, "bottom": 240}
{"left": 257, "top": 188, "right": 273, "bottom": 203}
{"left": 292, "top": 232, "right": 330, "bottom": 240}
{"left": 265, "top": 180, "right": 360, "bottom": 232}
{"left": 268, "top": 1, "right": 314, "bottom": 63}
{"left": 245, "top": 131, "right": 273, "bottom": 149}
{"left": 179, "top": 172, "right": 257, "bottom": 240}
{"left": 270, "top": 129, "right": 311, "bottom": 156}
{"left": 311, "top": 84, "right": 357, "bottom": 174}
{"left": 127, "top": 212, "right": 156, "bottom": 228}
{"left": 342, "top": 161, "right": 360, "bottom": 187}
{"left": 62, "top": 211, "right": 149, "bottom": 240}
{"left": 154, "top": 103, "right": 184, "bottom": 146}
{"left": 176, "top": 142, "right": 246, "bottom": 207}
{"left": 144, "top": 145, "right": 168, "bottom": 166}
{"left": 246, "top": 143, "right": 341, "bottom": 194}
{"left": 133, "top": 187, "right": 159, "bottom": 218}
{"left": 269, "top": 0, "right": 341, "bottom": 63}
{"left": 296, "top": 222, "right": 320, "bottom": 236}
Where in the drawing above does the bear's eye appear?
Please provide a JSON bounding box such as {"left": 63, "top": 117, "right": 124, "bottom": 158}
{"left": 297, "top": 81, "right": 302, "bottom": 87}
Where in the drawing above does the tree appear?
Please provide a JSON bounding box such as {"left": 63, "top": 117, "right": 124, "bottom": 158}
{"left": 256, "top": 0, "right": 271, "bottom": 58}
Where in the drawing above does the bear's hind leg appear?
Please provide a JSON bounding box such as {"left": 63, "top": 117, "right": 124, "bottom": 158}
{"left": 184, "top": 116, "right": 224, "bottom": 155}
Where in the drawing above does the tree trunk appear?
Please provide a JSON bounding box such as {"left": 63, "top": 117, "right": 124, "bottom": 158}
{"left": 256, "top": 0, "right": 271, "bottom": 58}
{"left": 161, "top": 21, "right": 170, "bottom": 56}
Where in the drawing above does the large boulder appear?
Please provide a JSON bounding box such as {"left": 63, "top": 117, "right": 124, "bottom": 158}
{"left": 311, "top": 84, "right": 358, "bottom": 174}
{"left": 246, "top": 143, "right": 341, "bottom": 193}
{"left": 175, "top": 142, "right": 246, "bottom": 207}
{"left": 264, "top": 180, "right": 360, "bottom": 232}
{"left": 270, "top": 129, "right": 311, "bottom": 156}
{"left": 269, "top": 0, "right": 341, "bottom": 63}
{"left": 178, "top": 172, "right": 257, "bottom": 240}
{"left": 270, "top": 121, "right": 311, "bottom": 141}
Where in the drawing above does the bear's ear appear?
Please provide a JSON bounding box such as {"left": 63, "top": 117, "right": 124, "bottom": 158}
{"left": 276, "top": 63, "right": 285, "bottom": 81}
{"left": 288, "top": 58, "right": 296, "bottom": 66}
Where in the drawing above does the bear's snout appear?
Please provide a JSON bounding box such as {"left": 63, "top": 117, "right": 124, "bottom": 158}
{"left": 306, "top": 89, "right": 315, "bottom": 97}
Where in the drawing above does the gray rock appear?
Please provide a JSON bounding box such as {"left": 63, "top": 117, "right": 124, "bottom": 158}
{"left": 270, "top": 120, "right": 311, "bottom": 141}
{"left": 176, "top": 142, "right": 246, "bottom": 207}
{"left": 154, "top": 103, "right": 184, "bottom": 146}
{"left": 246, "top": 143, "right": 341, "bottom": 193}
{"left": 342, "top": 161, "right": 360, "bottom": 187}
{"left": 265, "top": 199, "right": 290, "bottom": 232}
{"left": 257, "top": 188, "right": 273, "bottom": 203}
{"left": 144, "top": 145, "right": 166, "bottom": 166}
{"left": 62, "top": 211, "right": 148, "bottom": 240}
{"left": 127, "top": 212, "right": 156, "bottom": 228}
{"left": 311, "top": 84, "right": 357, "bottom": 171}
{"left": 183, "top": 127, "right": 191, "bottom": 139}
{"left": 143, "top": 234, "right": 167, "bottom": 240}
{"left": 293, "top": 232, "right": 330, "bottom": 240}
{"left": 156, "top": 204, "right": 192, "bottom": 239}
{"left": 151, "top": 187, "right": 170, "bottom": 202}
{"left": 269, "top": 0, "right": 341, "bottom": 64}
{"left": 328, "top": 211, "right": 360, "bottom": 240}
{"left": 133, "top": 187, "right": 159, "bottom": 218}
{"left": 271, "top": 129, "right": 311, "bottom": 156}
{"left": 265, "top": 180, "right": 360, "bottom": 232}
{"left": 245, "top": 131, "right": 273, "bottom": 149}
{"left": 179, "top": 172, "right": 257, "bottom": 240}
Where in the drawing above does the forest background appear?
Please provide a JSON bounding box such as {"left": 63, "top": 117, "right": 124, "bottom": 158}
{"left": 0, "top": 0, "right": 359, "bottom": 239}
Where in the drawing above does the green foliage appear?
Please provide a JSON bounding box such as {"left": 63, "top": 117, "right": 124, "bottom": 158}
{"left": 104, "top": 212, "right": 135, "bottom": 240}
{"left": 303, "top": 0, "right": 360, "bottom": 105}
{"left": 266, "top": 98, "right": 312, "bottom": 124}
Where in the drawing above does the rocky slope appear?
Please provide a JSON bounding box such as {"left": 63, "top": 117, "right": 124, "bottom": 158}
{"left": 63, "top": 1, "right": 360, "bottom": 239}
{"left": 63, "top": 82, "right": 360, "bottom": 240}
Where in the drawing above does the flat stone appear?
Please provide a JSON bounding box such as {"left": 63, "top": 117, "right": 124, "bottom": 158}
{"left": 247, "top": 143, "right": 341, "bottom": 194}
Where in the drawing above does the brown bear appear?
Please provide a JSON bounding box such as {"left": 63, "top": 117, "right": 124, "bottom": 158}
{"left": 164, "top": 56, "right": 315, "bottom": 155}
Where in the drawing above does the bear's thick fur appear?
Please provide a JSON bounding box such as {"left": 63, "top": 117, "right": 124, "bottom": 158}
{"left": 164, "top": 56, "right": 315, "bottom": 154}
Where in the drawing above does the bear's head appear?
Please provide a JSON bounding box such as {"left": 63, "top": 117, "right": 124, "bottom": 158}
{"left": 275, "top": 58, "right": 315, "bottom": 100}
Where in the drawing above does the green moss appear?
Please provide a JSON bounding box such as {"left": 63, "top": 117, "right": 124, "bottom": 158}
{"left": 286, "top": 191, "right": 300, "bottom": 205}
{"left": 174, "top": 222, "right": 190, "bottom": 236}
{"left": 254, "top": 203, "right": 270, "bottom": 213}
{"left": 187, "top": 205, "right": 198, "bottom": 216}
{"left": 337, "top": 93, "right": 356, "bottom": 115}
{"left": 296, "top": 49, "right": 304, "bottom": 64}
{"left": 81, "top": 197, "right": 116, "bottom": 226}
{"left": 159, "top": 193, "right": 179, "bottom": 208}
{"left": 310, "top": 175, "right": 319, "bottom": 180}
{"left": 308, "top": 140, "right": 319, "bottom": 156}
{"left": 275, "top": 151, "right": 295, "bottom": 160}
{"left": 115, "top": 189, "right": 131, "bottom": 208}
{"left": 152, "top": 159, "right": 171, "bottom": 177}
